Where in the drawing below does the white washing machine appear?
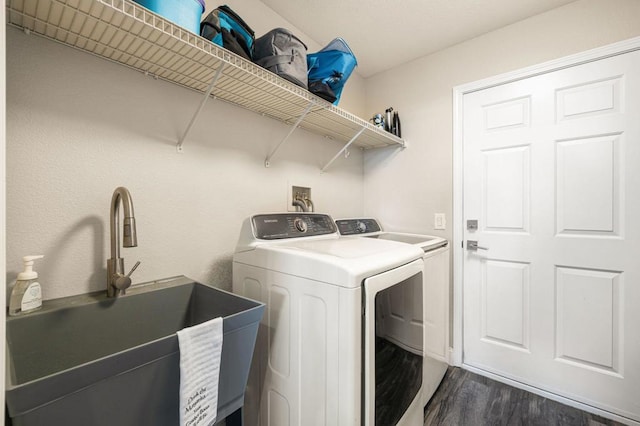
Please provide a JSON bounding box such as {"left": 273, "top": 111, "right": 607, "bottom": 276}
{"left": 335, "top": 218, "right": 450, "bottom": 406}
{"left": 233, "top": 213, "right": 426, "bottom": 426}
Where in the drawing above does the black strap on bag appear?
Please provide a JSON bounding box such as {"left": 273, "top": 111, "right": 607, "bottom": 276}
{"left": 254, "top": 51, "right": 298, "bottom": 69}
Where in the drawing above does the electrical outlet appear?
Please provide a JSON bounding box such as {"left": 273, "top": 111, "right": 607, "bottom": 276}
{"left": 434, "top": 213, "right": 446, "bottom": 230}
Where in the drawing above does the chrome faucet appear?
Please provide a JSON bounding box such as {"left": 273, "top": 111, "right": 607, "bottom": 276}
{"left": 107, "top": 187, "right": 140, "bottom": 297}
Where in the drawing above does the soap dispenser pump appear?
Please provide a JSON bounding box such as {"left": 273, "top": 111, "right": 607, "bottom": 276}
{"left": 9, "top": 255, "right": 44, "bottom": 316}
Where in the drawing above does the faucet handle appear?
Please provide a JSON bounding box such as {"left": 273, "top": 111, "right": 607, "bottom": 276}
{"left": 115, "top": 261, "right": 141, "bottom": 295}
{"left": 126, "top": 261, "right": 141, "bottom": 278}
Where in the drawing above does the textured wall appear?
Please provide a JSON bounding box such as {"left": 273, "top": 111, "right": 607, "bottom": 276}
{"left": 362, "top": 0, "right": 640, "bottom": 344}
{"left": 1, "top": 0, "right": 7, "bottom": 415}
{"left": 363, "top": 0, "right": 640, "bottom": 238}
{"left": 8, "top": 0, "right": 640, "bottom": 304}
{"left": 6, "top": 27, "right": 365, "bottom": 300}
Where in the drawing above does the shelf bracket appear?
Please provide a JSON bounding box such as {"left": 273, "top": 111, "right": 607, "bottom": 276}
{"left": 265, "top": 100, "right": 315, "bottom": 167}
{"left": 320, "top": 126, "right": 366, "bottom": 173}
{"left": 176, "top": 64, "right": 225, "bottom": 153}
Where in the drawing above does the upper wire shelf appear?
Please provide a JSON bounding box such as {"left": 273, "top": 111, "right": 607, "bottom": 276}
{"left": 6, "top": 0, "right": 405, "bottom": 166}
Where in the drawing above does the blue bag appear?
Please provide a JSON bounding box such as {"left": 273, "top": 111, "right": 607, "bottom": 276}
{"left": 201, "top": 5, "right": 255, "bottom": 60}
{"left": 307, "top": 38, "right": 357, "bottom": 105}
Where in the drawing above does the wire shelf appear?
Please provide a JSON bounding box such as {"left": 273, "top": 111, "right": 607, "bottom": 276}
{"left": 7, "top": 0, "right": 405, "bottom": 159}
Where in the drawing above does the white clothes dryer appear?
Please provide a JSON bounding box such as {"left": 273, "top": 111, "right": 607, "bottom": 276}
{"left": 335, "top": 218, "right": 450, "bottom": 406}
{"left": 233, "top": 213, "right": 426, "bottom": 426}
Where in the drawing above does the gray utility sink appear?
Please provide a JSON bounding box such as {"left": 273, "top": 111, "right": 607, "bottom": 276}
{"left": 5, "top": 276, "right": 265, "bottom": 426}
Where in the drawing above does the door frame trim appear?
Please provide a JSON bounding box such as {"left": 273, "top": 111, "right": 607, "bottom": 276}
{"left": 452, "top": 36, "right": 640, "bottom": 367}
{"left": 452, "top": 35, "right": 640, "bottom": 423}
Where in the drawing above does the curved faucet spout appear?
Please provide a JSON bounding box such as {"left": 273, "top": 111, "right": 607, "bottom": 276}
{"left": 110, "top": 187, "right": 137, "bottom": 259}
{"left": 108, "top": 187, "right": 139, "bottom": 297}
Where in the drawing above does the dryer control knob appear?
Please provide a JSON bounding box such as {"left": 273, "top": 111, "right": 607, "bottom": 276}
{"left": 356, "top": 221, "right": 367, "bottom": 233}
{"left": 294, "top": 218, "right": 307, "bottom": 233}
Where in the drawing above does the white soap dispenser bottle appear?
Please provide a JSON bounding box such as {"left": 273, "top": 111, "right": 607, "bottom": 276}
{"left": 9, "top": 255, "right": 44, "bottom": 316}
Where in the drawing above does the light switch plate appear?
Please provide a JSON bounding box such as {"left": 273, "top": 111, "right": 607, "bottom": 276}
{"left": 434, "top": 213, "right": 446, "bottom": 230}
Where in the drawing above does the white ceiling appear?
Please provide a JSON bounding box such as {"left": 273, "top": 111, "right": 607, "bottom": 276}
{"left": 260, "top": 0, "right": 578, "bottom": 78}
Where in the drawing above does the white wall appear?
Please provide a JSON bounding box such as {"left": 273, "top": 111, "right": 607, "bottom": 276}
{"left": 8, "top": 0, "right": 640, "bottom": 327}
{"left": 363, "top": 0, "right": 640, "bottom": 240}
{"left": 1, "top": 0, "right": 7, "bottom": 421}
{"left": 363, "top": 0, "right": 640, "bottom": 347}
{"left": 6, "top": 20, "right": 365, "bottom": 299}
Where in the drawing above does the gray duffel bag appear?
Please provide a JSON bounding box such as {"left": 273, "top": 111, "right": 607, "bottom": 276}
{"left": 253, "top": 28, "right": 308, "bottom": 89}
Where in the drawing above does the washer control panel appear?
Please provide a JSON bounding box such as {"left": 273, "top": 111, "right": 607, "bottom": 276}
{"left": 252, "top": 214, "right": 337, "bottom": 239}
{"left": 335, "top": 218, "right": 381, "bottom": 235}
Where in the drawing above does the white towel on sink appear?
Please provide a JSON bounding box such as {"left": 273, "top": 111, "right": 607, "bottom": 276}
{"left": 177, "top": 317, "right": 224, "bottom": 426}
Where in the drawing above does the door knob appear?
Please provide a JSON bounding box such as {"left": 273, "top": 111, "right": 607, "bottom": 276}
{"left": 467, "top": 240, "right": 489, "bottom": 251}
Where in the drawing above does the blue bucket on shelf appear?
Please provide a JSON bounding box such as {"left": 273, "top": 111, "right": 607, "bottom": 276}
{"left": 134, "top": 0, "right": 206, "bottom": 34}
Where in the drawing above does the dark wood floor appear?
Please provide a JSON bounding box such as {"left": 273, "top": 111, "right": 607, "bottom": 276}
{"left": 424, "top": 367, "right": 627, "bottom": 426}
{"left": 376, "top": 338, "right": 422, "bottom": 425}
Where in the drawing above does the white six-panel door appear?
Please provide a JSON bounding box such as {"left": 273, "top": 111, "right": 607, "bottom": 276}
{"left": 462, "top": 50, "right": 640, "bottom": 422}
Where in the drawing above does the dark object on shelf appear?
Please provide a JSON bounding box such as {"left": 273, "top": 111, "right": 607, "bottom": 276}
{"left": 382, "top": 107, "right": 402, "bottom": 137}
{"left": 307, "top": 38, "right": 357, "bottom": 105}
{"left": 201, "top": 5, "right": 255, "bottom": 60}
{"left": 393, "top": 111, "right": 402, "bottom": 138}
{"left": 309, "top": 80, "right": 337, "bottom": 103}
{"left": 370, "top": 113, "right": 385, "bottom": 129}
{"left": 254, "top": 28, "right": 308, "bottom": 89}
{"left": 385, "top": 107, "right": 394, "bottom": 133}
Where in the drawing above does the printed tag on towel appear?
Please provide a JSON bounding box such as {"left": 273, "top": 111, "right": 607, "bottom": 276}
{"left": 177, "top": 317, "right": 224, "bottom": 426}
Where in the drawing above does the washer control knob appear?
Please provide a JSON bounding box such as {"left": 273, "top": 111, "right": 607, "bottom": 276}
{"left": 356, "top": 221, "right": 367, "bottom": 233}
{"left": 294, "top": 218, "right": 308, "bottom": 233}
